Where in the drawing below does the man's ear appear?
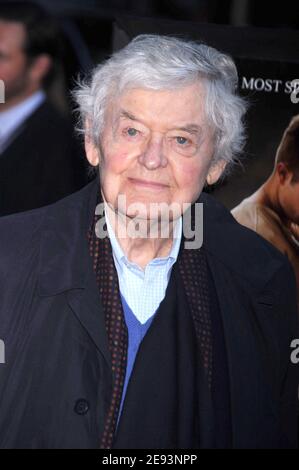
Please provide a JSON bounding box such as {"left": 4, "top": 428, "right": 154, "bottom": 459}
{"left": 206, "top": 159, "right": 227, "bottom": 185}
{"left": 276, "top": 162, "right": 292, "bottom": 185}
{"left": 84, "top": 123, "right": 100, "bottom": 167}
{"left": 29, "top": 54, "right": 52, "bottom": 84}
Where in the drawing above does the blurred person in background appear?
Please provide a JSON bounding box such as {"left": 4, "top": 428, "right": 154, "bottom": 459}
{"left": 0, "top": 1, "right": 87, "bottom": 217}
{"left": 232, "top": 115, "right": 299, "bottom": 312}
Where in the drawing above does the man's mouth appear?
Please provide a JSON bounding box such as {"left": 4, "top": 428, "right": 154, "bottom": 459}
{"left": 128, "top": 177, "right": 169, "bottom": 190}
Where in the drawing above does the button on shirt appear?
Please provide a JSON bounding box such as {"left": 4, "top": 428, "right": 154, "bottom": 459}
{"left": 0, "top": 90, "right": 45, "bottom": 154}
{"left": 104, "top": 201, "right": 183, "bottom": 324}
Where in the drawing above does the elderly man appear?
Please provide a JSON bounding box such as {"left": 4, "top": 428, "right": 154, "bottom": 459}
{"left": 0, "top": 35, "right": 298, "bottom": 449}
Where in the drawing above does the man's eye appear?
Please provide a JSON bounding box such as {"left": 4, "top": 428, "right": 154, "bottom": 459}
{"left": 176, "top": 136, "right": 189, "bottom": 145}
{"left": 127, "top": 128, "right": 138, "bottom": 137}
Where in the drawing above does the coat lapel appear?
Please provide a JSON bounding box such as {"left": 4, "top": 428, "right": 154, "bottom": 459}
{"left": 66, "top": 265, "right": 112, "bottom": 368}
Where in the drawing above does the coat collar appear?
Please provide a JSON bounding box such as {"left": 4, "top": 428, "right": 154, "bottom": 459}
{"left": 199, "top": 191, "right": 283, "bottom": 298}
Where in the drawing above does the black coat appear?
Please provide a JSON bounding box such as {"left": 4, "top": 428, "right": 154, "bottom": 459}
{"left": 0, "top": 178, "right": 298, "bottom": 448}
{"left": 0, "top": 100, "right": 87, "bottom": 217}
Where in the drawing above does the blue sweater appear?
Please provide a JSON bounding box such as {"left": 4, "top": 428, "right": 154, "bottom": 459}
{"left": 117, "top": 294, "right": 157, "bottom": 424}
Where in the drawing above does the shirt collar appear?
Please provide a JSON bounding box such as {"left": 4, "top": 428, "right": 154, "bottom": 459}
{"left": 103, "top": 194, "right": 182, "bottom": 274}
{"left": 0, "top": 90, "right": 45, "bottom": 144}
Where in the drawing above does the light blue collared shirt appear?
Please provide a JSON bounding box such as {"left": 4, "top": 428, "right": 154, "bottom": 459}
{"left": 0, "top": 90, "right": 45, "bottom": 153}
{"left": 104, "top": 202, "right": 182, "bottom": 324}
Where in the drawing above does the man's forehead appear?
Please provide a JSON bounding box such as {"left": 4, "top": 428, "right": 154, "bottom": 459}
{"left": 108, "top": 85, "right": 206, "bottom": 129}
{"left": 117, "top": 84, "right": 204, "bottom": 103}
{"left": 0, "top": 20, "right": 26, "bottom": 51}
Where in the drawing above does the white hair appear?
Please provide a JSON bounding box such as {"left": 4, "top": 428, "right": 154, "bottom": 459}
{"left": 73, "top": 34, "right": 247, "bottom": 174}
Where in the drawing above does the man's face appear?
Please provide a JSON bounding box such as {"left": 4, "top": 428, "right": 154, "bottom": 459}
{"left": 278, "top": 172, "right": 299, "bottom": 225}
{"left": 0, "top": 20, "right": 31, "bottom": 102}
{"left": 86, "top": 83, "right": 223, "bottom": 220}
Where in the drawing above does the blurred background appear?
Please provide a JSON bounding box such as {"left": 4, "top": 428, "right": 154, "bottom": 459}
{"left": 0, "top": 0, "right": 299, "bottom": 211}
{"left": 25, "top": 1, "right": 299, "bottom": 76}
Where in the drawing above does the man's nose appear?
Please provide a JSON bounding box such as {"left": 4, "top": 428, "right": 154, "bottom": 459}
{"left": 138, "top": 136, "right": 168, "bottom": 170}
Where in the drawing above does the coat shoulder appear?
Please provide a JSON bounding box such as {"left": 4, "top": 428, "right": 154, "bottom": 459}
{"left": 0, "top": 206, "right": 46, "bottom": 283}
{"left": 200, "top": 192, "right": 290, "bottom": 288}
{"left": 0, "top": 206, "right": 45, "bottom": 249}
{"left": 0, "top": 181, "right": 94, "bottom": 271}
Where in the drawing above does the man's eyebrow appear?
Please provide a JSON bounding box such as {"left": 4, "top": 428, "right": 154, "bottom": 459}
{"left": 119, "top": 110, "right": 141, "bottom": 122}
{"left": 170, "top": 124, "right": 202, "bottom": 136}
{"left": 119, "top": 109, "right": 202, "bottom": 135}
